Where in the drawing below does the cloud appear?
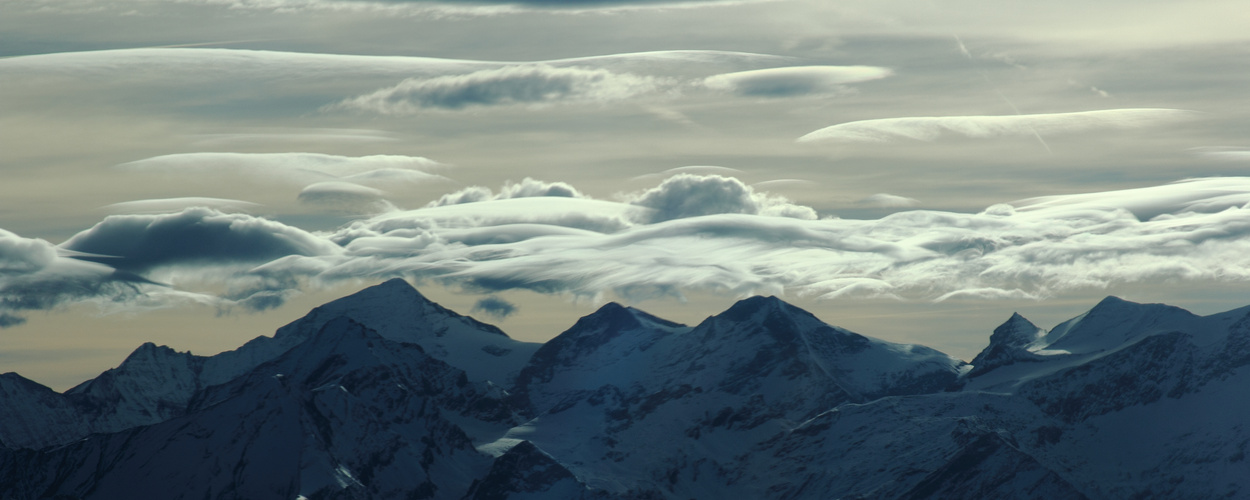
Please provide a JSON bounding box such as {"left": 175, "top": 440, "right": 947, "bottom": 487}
{"left": 428, "top": 178, "right": 586, "bottom": 207}
{"left": 161, "top": 0, "right": 765, "bottom": 16}
{"left": 1014, "top": 177, "right": 1250, "bottom": 221}
{"left": 753, "top": 179, "right": 817, "bottom": 190}
{"left": 17, "top": 177, "right": 1250, "bottom": 320}
{"left": 632, "top": 166, "right": 744, "bottom": 183}
{"left": 0, "top": 313, "right": 26, "bottom": 328}
{"left": 297, "top": 182, "right": 394, "bottom": 214}
{"left": 704, "top": 65, "right": 892, "bottom": 97}
{"left": 331, "top": 65, "right": 665, "bottom": 114}
{"left": 102, "top": 198, "right": 261, "bottom": 215}
{"left": 472, "top": 296, "right": 517, "bottom": 320}
{"left": 58, "top": 207, "right": 340, "bottom": 273}
{"left": 626, "top": 174, "right": 818, "bottom": 222}
{"left": 858, "top": 193, "right": 920, "bottom": 208}
{"left": 797, "top": 109, "right": 1196, "bottom": 143}
{"left": 2, "top": 48, "right": 787, "bottom": 82}
{"left": 189, "top": 128, "right": 400, "bottom": 148}
{"left": 0, "top": 229, "right": 151, "bottom": 325}
{"left": 49, "top": 0, "right": 761, "bottom": 16}
{"left": 118, "top": 153, "right": 446, "bottom": 187}
{"left": 1194, "top": 147, "right": 1250, "bottom": 162}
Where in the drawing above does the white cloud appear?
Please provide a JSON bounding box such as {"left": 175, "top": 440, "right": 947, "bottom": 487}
{"left": 704, "top": 65, "right": 892, "bottom": 97}
{"left": 428, "top": 178, "right": 586, "bottom": 207}
{"left": 331, "top": 64, "right": 666, "bottom": 114}
{"left": 102, "top": 198, "right": 261, "bottom": 215}
{"left": 797, "top": 109, "right": 1196, "bottom": 143}
{"left": 858, "top": 193, "right": 920, "bottom": 208}
{"left": 189, "top": 128, "right": 400, "bottom": 148}
{"left": 1193, "top": 147, "right": 1250, "bottom": 162}
{"left": 14, "top": 177, "right": 1250, "bottom": 321}
{"left": 118, "top": 152, "right": 447, "bottom": 187}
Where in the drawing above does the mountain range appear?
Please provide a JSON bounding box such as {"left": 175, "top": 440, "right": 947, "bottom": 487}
{"left": 2, "top": 278, "right": 1248, "bottom": 499}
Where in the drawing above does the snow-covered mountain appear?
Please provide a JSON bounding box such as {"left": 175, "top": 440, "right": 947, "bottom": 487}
{"left": 2, "top": 280, "right": 1249, "bottom": 499}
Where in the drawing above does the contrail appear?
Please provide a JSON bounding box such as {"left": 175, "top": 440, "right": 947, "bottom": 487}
{"left": 952, "top": 34, "right": 1053, "bottom": 155}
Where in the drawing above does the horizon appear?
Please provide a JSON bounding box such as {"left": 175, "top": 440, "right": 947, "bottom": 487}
{"left": 3, "top": 0, "right": 1250, "bottom": 391}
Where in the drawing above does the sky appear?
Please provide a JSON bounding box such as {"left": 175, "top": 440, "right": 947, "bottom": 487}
{"left": 2, "top": 0, "right": 1249, "bottom": 390}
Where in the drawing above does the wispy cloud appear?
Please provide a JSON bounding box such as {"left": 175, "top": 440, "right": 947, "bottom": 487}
{"left": 797, "top": 109, "right": 1196, "bottom": 143}
{"left": 330, "top": 65, "right": 666, "bottom": 114}
{"left": 857, "top": 193, "right": 919, "bottom": 208}
{"left": 704, "top": 65, "right": 891, "bottom": 97}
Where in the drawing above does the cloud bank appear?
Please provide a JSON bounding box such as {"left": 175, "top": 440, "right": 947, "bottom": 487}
{"left": 797, "top": 109, "right": 1195, "bottom": 143}
{"left": 10, "top": 177, "right": 1250, "bottom": 325}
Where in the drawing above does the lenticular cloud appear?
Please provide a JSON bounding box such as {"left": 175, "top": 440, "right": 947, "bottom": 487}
{"left": 7, "top": 176, "right": 1250, "bottom": 324}
{"left": 798, "top": 109, "right": 1194, "bottom": 143}
{"left": 333, "top": 65, "right": 664, "bottom": 114}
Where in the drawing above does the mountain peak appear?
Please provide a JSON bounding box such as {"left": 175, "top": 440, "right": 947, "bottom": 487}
{"left": 324, "top": 278, "right": 431, "bottom": 309}
{"left": 1042, "top": 295, "right": 1197, "bottom": 354}
{"left": 720, "top": 295, "right": 799, "bottom": 322}
{"left": 569, "top": 302, "right": 685, "bottom": 335}
{"left": 968, "top": 313, "right": 1045, "bottom": 377}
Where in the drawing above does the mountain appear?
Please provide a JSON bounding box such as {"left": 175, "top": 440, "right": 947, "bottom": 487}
{"left": 490, "top": 295, "right": 967, "bottom": 497}
{"left": 3, "top": 284, "right": 1250, "bottom": 499}
{"left": 0, "top": 317, "right": 515, "bottom": 499}
{"left": 0, "top": 278, "right": 535, "bottom": 451}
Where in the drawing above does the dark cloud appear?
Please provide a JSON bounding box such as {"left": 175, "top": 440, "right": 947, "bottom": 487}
{"left": 58, "top": 208, "right": 338, "bottom": 272}
{"left": 0, "top": 313, "right": 26, "bottom": 328}
{"left": 0, "top": 274, "right": 142, "bottom": 312}
{"left": 471, "top": 295, "right": 517, "bottom": 319}
{"left": 333, "top": 65, "right": 661, "bottom": 114}
{"left": 704, "top": 65, "right": 892, "bottom": 97}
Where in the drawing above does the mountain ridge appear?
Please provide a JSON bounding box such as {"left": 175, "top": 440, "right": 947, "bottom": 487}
{"left": 3, "top": 281, "right": 1249, "bottom": 499}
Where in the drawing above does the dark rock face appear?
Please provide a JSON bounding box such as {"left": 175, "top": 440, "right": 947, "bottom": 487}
{"left": 900, "top": 432, "right": 1089, "bottom": 500}
{"left": 969, "top": 313, "right": 1045, "bottom": 377}
{"left": 465, "top": 441, "right": 588, "bottom": 500}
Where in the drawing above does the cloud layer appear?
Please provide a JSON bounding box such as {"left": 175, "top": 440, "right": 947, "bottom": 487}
{"left": 9, "top": 176, "right": 1250, "bottom": 325}
{"left": 797, "top": 109, "right": 1195, "bottom": 143}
